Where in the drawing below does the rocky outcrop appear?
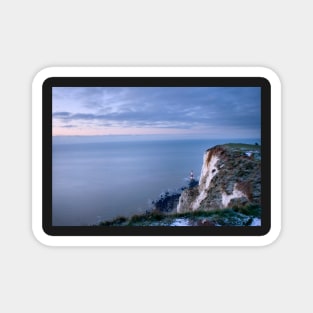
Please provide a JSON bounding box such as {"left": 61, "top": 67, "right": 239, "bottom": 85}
{"left": 176, "top": 144, "right": 261, "bottom": 213}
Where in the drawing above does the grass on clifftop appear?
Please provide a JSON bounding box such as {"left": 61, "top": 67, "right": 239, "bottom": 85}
{"left": 222, "top": 143, "right": 261, "bottom": 151}
{"left": 223, "top": 142, "right": 260, "bottom": 148}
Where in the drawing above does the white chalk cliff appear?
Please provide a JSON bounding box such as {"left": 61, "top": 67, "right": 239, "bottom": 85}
{"left": 177, "top": 144, "right": 261, "bottom": 213}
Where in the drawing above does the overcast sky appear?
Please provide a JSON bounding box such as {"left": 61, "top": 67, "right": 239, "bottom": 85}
{"left": 52, "top": 86, "right": 260, "bottom": 139}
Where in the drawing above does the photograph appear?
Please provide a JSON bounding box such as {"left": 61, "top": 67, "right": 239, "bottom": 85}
{"left": 52, "top": 86, "right": 261, "bottom": 227}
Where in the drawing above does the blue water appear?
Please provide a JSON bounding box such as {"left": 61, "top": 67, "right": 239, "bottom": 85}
{"left": 52, "top": 137, "right": 259, "bottom": 225}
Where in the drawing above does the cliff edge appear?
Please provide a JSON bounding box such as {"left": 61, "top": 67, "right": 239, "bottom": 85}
{"left": 177, "top": 143, "right": 261, "bottom": 213}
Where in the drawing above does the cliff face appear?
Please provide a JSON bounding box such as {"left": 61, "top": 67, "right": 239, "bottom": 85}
{"left": 177, "top": 144, "right": 261, "bottom": 213}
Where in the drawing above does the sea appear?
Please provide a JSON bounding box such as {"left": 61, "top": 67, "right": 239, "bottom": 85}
{"left": 52, "top": 136, "right": 260, "bottom": 226}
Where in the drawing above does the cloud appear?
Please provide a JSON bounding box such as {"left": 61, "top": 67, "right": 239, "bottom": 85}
{"left": 52, "top": 87, "right": 261, "bottom": 137}
{"left": 53, "top": 112, "right": 71, "bottom": 117}
{"left": 62, "top": 125, "right": 77, "bottom": 128}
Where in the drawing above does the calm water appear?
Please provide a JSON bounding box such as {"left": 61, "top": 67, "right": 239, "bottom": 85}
{"left": 52, "top": 138, "right": 259, "bottom": 225}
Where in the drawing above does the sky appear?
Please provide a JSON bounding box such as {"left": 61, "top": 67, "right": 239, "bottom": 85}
{"left": 52, "top": 87, "right": 261, "bottom": 139}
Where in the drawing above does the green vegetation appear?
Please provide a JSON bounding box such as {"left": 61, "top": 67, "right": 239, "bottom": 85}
{"left": 222, "top": 143, "right": 261, "bottom": 151}
{"left": 97, "top": 204, "right": 261, "bottom": 227}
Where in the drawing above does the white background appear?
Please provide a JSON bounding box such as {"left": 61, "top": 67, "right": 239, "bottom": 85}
{"left": 0, "top": 1, "right": 311, "bottom": 312}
